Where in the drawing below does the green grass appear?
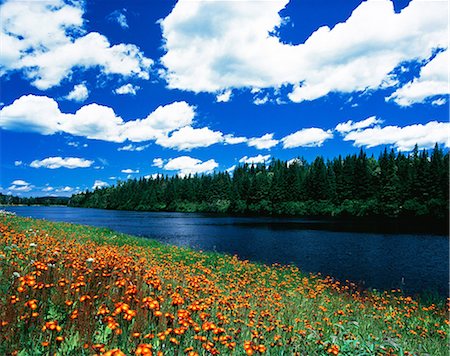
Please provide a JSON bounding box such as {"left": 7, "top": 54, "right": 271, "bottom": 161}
{"left": 0, "top": 212, "right": 448, "bottom": 355}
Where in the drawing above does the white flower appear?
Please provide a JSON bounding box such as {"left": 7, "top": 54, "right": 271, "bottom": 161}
{"left": 29, "top": 243, "right": 37, "bottom": 248}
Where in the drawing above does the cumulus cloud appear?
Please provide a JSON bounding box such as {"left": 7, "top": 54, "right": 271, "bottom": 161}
{"left": 8, "top": 185, "right": 32, "bottom": 192}
{"left": 247, "top": 133, "right": 278, "bottom": 150}
{"left": 216, "top": 90, "right": 232, "bottom": 102}
{"left": 56, "top": 186, "right": 73, "bottom": 192}
{"left": 30, "top": 157, "right": 94, "bottom": 169}
{"left": 335, "top": 116, "right": 383, "bottom": 133}
{"left": 223, "top": 134, "right": 248, "bottom": 145}
{"left": 0, "top": 94, "right": 260, "bottom": 151}
{"left": 239, "top": 154, "right": 271, "bottom": 164}
{"left": 163, "top": 156, "right": 218, "bottom": 176}
{"left": 160, "top": 0, "right": 447, "bottom": 102}
{"left": 0, "top": 95, "right": 65, "bottom": 135}
{"left": 114, "top": 83, "right": 140, "bottom": 95}
{"left": 152, "top": 158, "right": 164, "bottom": 168}
{"left": 14, "top": 161, "right": 23, "bottom": 166}
{"left": 156, "top": 126, "right": 224, "bottom": 151}
{"left": 65, "top": 83, "right": 89, "bottom": 102}
{"left": 42, "top": 186, "right": 54, "bottom": 192}
{"left": 387, "top": 50, "right": 449, "bottom": 106}
{"left": 342, "top": 121, "right": 450, "bottom": 151}
{"left": 281, "top": 128, "right": 333, "bottom": 148}
{"left": 11, "top": 180, "right": 29, "bottom": 186}
{"left": 93, "top": 180, "right": 109, "bottom": 189}
{"left": 121, "top": 168, "right": 139, "bottom": 174}
{"left": 0, "top": 95, "right": 199, "bottom": 144}
{"left": 120, "top": 101, "right": 197, "bottom": 143}
{"left": 0, "top": 0, "right": 151, "bottom": 89}
{"left": 8, "top": 179, "right": 33, "bottom": 192}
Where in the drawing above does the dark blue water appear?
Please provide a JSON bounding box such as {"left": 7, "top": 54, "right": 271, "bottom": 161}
{"left": 4, "top": 206, "right": 449, "bottom": 296}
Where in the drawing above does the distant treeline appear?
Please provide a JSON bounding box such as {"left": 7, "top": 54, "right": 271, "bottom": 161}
{"left": 0, "top": 194, "right": 69, "bottom": 206}
{"left": 69, "top": 145, "right": 449, "bottom": 219}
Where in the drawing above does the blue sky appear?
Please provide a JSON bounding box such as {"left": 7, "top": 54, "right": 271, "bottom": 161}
{"left": 0, "top": 0, "right": 448, "bottom": 197}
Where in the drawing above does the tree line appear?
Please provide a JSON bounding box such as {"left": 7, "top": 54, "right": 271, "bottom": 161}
{"left": 69, "top": 145, "right": 448, "bottom": 219}
{"left": 0, "top": 194, "right": 69, "bottom": 206}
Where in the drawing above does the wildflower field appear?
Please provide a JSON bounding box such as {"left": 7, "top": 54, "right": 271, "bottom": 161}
{"left": 0, "top": 212, "right": 448, "bottom": 355}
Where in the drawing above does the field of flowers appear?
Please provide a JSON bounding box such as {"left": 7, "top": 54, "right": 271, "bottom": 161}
{"left": 0, "top": 211, "right": 448, "bottom": 355}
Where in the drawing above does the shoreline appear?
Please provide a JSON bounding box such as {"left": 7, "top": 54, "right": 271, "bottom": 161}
{"left": 1, "top": 212, "right": 448, "bottom": 355}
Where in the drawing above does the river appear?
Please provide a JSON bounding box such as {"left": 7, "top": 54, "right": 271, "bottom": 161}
{"left": 3, "top": 206, "right": 449, "bottom": 297}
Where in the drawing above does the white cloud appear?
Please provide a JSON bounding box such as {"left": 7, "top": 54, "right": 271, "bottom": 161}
{"left": 65, "top": 83, "right": 89, "bottom": 102}
{"left": 0, "top": 95, "right": 66, "bottom": 135}
{"left": 239, "top": 154, "right": 271, "bottom": 164}
{"left": 121, "top": 168, "right": 139, "bottom": 174}
{"left": 335, "top": 116, "right": 383, "bottom": 133}
{"left": 387, "top": 50, "right": 449, "bottom": 106}
{"left": 163, "top": 156, "right": 218, "bottom": 176}
{"left": 118, "top": 144, "right": 149, "bottom": 151}
{"left": 156, "top": 126, "right": 224, "bottom": 151}
{"left": 152, "top": 158, "right": 164, "bottom": 168}
{"left": 223, "top": 134, "right": 248, "bottom": 145}
{"left": 247, "top": 133, "right": 278, "bottom": 149}
{"left": 160, "top": 0, "right": 447, "bottom": 102}
{"left": 281, "top": 128, "right": 333, "bottom": 148}
{"left": 216, "top": 90, "right": 232, "bottom": 102}
{"left": 431, "top": 98, "right": 447, "bottom": 106}
{"left": 30, "top": 157, "right": 94, "bottom": 169}
{"left": 226, "top": 165, "right": 236, "bottom": 173}
{"left": 14, "top": 161, "right": 23, "bottom": 166}
{"left": 342, "top": 121, "right": 450, "bottom": 151}
{"left": 56, "top": 186, "right": 73, "bottom": 192}
{"left": 253, "top": 96, "right": 269, "bottom": 105}
{"left": 109, "top": 10, "right": 129, "bottom": 29}
{"left": 1, "top": 0, "right": 151, "bottom": 89}
{"left": 93, "top": 180, "right": 109, "bottom": 189}
{"left": 8, "top": 185, "right": 32, "bottom": 192}
{"left": 0, "top": 95, "right": 198, "bottom": 144}
{"left": 114, "top": 83, "right": 140, "bottom": 95}
{"left": 11, "top": 179, "right": 29, "bottom": 186}
{"left": 8, "top": 179, "right": 33, "bottom": 192}
{"left": 42, "top": 186, "right": 54, "bottom": 192}
{"left": 121, "top": 101, "right": 197, "bottom": 142}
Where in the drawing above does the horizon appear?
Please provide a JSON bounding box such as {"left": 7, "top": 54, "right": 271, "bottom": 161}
{"left": 1, "top": 0, "right": 448, "bottom": 198}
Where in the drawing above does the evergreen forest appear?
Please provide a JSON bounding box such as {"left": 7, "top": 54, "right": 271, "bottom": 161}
{"left": 68, "top": 145, "right": 449, "bottom": 219}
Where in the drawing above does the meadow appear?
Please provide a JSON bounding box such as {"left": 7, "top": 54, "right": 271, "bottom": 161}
{"left": 0, "top": 211, "right": 448, "bottom": 355}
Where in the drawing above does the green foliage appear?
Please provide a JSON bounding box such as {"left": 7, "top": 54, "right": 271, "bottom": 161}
{"left": 68, "top": 146, "right": 449, "bottom": 219}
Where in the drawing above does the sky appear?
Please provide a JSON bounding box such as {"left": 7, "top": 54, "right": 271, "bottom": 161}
{"left": 0, "top": 0, "right": 448, "bottom": 197}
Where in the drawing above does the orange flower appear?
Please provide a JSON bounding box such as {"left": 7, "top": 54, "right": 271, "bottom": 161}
{"left": 135, "top": 343, "right": 152, "bottom": 355}
{"left": 104, "top": 349, "right": 126, "bottom": 356}
{"left": 327, "top": 344, "right": 340, "bottom": 355}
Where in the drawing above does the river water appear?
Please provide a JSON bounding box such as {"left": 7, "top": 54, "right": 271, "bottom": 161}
{"left": 4, "top": 206, "right": 449, "bottom": 297}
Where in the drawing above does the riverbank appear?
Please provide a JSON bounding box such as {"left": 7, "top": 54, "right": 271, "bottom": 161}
{"left": 0, "top": 213, "right": 448, "bottom": 355}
